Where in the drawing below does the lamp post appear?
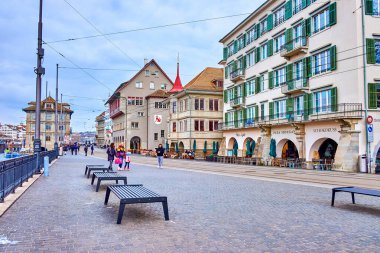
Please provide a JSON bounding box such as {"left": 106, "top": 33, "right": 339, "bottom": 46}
{"left": 33, "top": 0, "right": 45, "bottom": 172}
{"left": 54, "top": 64, "right": 59, "bottom": 155}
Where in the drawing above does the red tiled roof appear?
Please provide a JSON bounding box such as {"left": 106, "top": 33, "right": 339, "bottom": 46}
{"left": 145, "top": 89, "right": 170, "bottom": 99}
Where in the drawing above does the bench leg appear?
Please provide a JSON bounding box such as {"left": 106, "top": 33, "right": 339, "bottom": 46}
{"left": 351, "top": 193, "right": 355, "bottom": 204}
{"left": 117, "top": 203, "right": 126, "bottom": 224}
{"left": 116, "top": 180, "right": 118, "bottom": 184}
{"left": 162, "top": 200, "right": 169, "bottom": 221}
{"left": 331, "top": 190, "right": 336, "bottom": 206}
{"left": 123, "top": 179, "right": 127, "bottom": 185}
{"left": 104, "top": 187, "right": 111, "bottom": 205}
{"left": 96, "top": 179, "right": 102, "bottom": 192}
{"left": 87, "top": 169, "right": 91, "bottom": 178}
{"left": 91, "top": 173, "right": 96, "bottom": 185}
{"left": 85, "top": 166, "right": 88, "bottom": 175}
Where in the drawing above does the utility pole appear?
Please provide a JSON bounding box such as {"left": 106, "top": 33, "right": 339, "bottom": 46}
{"left": 60, "top": 93, "right": 63, "bottom": 146}
{"left": 54, "top": 64, "right": 59, "bottom": 154}
{"left": 34, "top": 0, "right": 45, "bottom": 172}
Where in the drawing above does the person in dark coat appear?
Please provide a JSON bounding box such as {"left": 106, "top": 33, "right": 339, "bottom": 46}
{"left": 70, "top": 144, "right": 74, "bottom": 155}
{"left": 84, "top": 145, "right": 88, "bottom": 156}
{"left": 91, "top": 144, "right": 94, "bottom": 155}
{"left": 155, "top": 144, "right": 165, "bottom": 169}
{"left": 107, "top": 143, "right": 116, "bottom": 170}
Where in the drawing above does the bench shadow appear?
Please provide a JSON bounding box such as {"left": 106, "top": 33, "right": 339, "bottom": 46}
{"left": 333, "top": 204, "right": 380, "bottom": 217}
{"left": 103, "top": 203, "right": 163, "bottom": 223}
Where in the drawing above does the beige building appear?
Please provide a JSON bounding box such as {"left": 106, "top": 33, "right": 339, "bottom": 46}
{"left": 23, "top": 96, "right": 73, "bottom": 151}
{"left": 167, "top": 67, "right": 224, "bottom": 157}
{"left": 106, "top": 59, "right": 173, "bottom": 151}
{"left": 95, "top": 112, "right": 105, "bottom": 146}
{"left": 219, "top": 0, "right": 380, "bottom": 172}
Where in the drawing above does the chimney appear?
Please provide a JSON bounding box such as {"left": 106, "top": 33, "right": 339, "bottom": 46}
{"left": 144, "top": 58, "right": 148, "bottom": 65}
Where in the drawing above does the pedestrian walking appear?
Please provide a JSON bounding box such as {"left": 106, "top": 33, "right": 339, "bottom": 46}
{"left": 116, "top": 145, "right": 126, "bottom": 170}
{"left": 70, "top": 144, "right": 74, "bottom": 155}
{"left": 84, "top": 145, "right": 88, "bottom": 156}
{"left": 106, "top": 143, "right": 116, "bottom": 170}
{"left": 90, "top": 144, "right": 94, "bottom": 155}
{"left": 155, "top": 144, "right": 165, "bottom": 169}
{"left": 124, "top": 152, "right": 131, "bottom": 170}
{"left": 74, "top": 143, "right": 78, "bottom": 155}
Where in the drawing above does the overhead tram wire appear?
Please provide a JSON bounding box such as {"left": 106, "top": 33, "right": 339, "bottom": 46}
{"left": 61, "top": 0, "right": 141, "bottom": 68}
{"left": 44, "top": 12, "right": 252, "bottom": 44}
{"left": 43, "top": 41, "right": 114, "bottom": 92}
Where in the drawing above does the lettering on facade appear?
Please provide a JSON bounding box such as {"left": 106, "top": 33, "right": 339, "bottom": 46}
{"left": 312, "top": 128, "right": 338, "bottom": 133}
{"left": 272, "top": 130, "right": 295, "bottom": 135}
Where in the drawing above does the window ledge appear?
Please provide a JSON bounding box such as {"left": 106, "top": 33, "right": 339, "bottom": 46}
{"left": 310, "top": 26, "right": 331, "bottom": 39}
{"left": 309, "top": 70, "right": 333, "bottom": 80}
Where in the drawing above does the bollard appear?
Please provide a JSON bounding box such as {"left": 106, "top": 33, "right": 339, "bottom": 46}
{"left": 44, "top": 156, "right": 49, "bottom": 176}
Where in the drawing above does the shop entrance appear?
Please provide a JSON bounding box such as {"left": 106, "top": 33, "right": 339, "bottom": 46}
{"left": 318, "top": 138, "right": 338, "bottom": 159}
{"left": 281, "top": 140, "right": 299, "bottom": 159}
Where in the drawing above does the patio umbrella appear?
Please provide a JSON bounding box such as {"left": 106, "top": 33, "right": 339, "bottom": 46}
{"left": 269, "top": 138, "right": 277, "bottom": 158}
{"left": 193, "top": 140, "right": 196, "bottom": 151}
{"left": 203, "top": 140, "right": 207, "bottom": 153}
{"left": 212, "top": 141, "right": 216, "bottom": 154}
{"left": 251, "top": 140, "right": 256, "bottom": 156}
{"left": 216, "top": 142, "right": 219, "bottom": 154}
{"left": 165, "top": 141, "right": 169, "bottom": 152}
{"left": 246, "top": 139, "right": 251, "bottom": 157}
{"left": 233, "top": 141, "right": 238, "bottom": 156}
{"left": 175, "top": 142, "right": 179, "bottom": 153}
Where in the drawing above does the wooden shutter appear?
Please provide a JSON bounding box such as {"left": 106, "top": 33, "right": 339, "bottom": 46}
{"left": 225, "top": 112, "right": 228, "bottom": 124}
{"left": 308, "top": 93, "right": 313, "bottom": 115}
{"left": 255, "top": 47, "right": 261, "bottom": 63}
{"left": 286, "top": 98, "right": 294, "bottom": 121}
{"left": 329, "top": 2, "right": 337, "bottom": 26}
{"left": 365, "top": 0, "right": 374, "bottom": 15}
{"left": 242, "top": 84, "right": 246, "bottom": 97}
{"left": 286, "top": 64, "right": 293, "bottom": 90}
{"left": 223, "top": 48, "right": 228, "bottom": 60}
{"left": 269, "top": 102, "right": 274, "bottom": 120}
{"left": 234, "top": 111, "right": 238, "bottom": 128}
{"left": 303, "top": 94, "right": 309, "bottom": 120}
{"left": 368, "top": 83, "right": 377, "bottom": 109}
{"left": 254, "top": 105, "right": 259, "bottom": 122}
{"left": 255, "top": 76, "right": 260, "bottom": 93}
{"left": 366, "top": 38, "right": 376, "bottom": 64}
{"left": 224, "top": 66, "right": 228, "bottom": 79}
{"left": 243, "top": 108, "right": 247, "bottom": 121}
{"left": 331, "top": 87, "right": 338, "bottom": 112}
{"left": 285, "top": 0, "right": 293, "bottom": 20}
{"left": 267, "top": 14, "right": 273, "bottom": 31}
{"left": 330, "top": 46, "right": 337, "bottom": 71}
{"left": 303, "top": 56, "right": 312, "bottom": 80}
{"left": 243, "top": 55, "right": 247, "bottom": 69}
{"left": 254, "top": 24, "right": 260, "bottom": 40}
{"left": 268, "top": 71, "right": 274, "bottom": 89}
{"left": 302, "top": 0, "right": 311, "bottom": 9}
{"left": 224, "top": 90, "right": 228, "bottom": 103}
{"left": 268, "top": 39, "right": 274, "bottom": 57}
{"left": 285, "top": 28, "right": 293, "bottom": 51}
{"left": 305, "top": 17, "right": 311, "bottom": 37}
{"left": 234, "top": 41, "right": 238, "bottom": 54}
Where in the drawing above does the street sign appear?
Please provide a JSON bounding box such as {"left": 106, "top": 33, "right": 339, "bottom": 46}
{"left": 367, "top": 124, "right": 374, "bottom": 143}
{"left": 367, "top": 115, "right": 373, "bottom": 124}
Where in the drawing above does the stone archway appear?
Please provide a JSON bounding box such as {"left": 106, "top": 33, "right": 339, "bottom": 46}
{"left": 227, "top": 137, "right": 238, "bottom": 157}
{"left": 279, "top": 139, "right": 299, "bottom": 159}
{"left": 130, "top": 136, "right": 141, "bottom": 153}
{"left": 243, "top": 137, "right": 254, "bottom": 158}
{"left": 170, "top": 142, "right": 175, "bottom": 152}
{"left": 309, "top": 138, "right": 338, "bottom": 160}
{"left": 178, "top": 141, "right": 185, "bottom": 153}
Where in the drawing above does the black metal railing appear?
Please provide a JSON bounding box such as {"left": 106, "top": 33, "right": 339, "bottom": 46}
{"left": 273, "top": 15, "right": 285, "bottom": 27}
{"left": 282, "top": 36, "right": 307, "bottom": 54}
{"left": 293, "top": 3, "right": 303, "bottom": 15}
{"left": 0, "top": 150, "right": 58, "bottom": 202}
{"left": 281, "top": 77, "right": 308, "bottom": 93}
{"left": 220, "top": 103, "right": 363, "bottom": 130}
{"left": 230, "top": 96, "right": 245, "bottom": 107}
{"left": 230, "top": 68, "right": 245, "bottom": 80}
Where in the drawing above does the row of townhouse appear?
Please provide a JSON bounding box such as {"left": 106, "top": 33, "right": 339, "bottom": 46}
{"left": 219, "top": 0, "right": 380, "bottom": 172}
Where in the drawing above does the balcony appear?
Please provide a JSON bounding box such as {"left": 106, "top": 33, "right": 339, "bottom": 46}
{"left": 280, "top": 36, "right": 308, "bottom": 59}
{"left": 110, "top": 107, "right": 123, "bottom": 119}
{"left": 230, "top": 68, "right": 245, "bottom": 83}
{"left": 219, "top": 103, "right": 363, "bottom": 130}
{"left": 281, "top": 78, "right": 309, "bottom": 95}
{"left": 230, "top": 96, "right": 245, "bottom": 109}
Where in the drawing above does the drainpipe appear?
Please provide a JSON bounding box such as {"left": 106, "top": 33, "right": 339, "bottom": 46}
{"left": 186, "top": 90, "right": 192, "bottom": 149}
{"left": 146, "top": 99, "right": 149, "bottom": 150}
{"left": 360, "top": 0, "right": 370, "bottom": 173}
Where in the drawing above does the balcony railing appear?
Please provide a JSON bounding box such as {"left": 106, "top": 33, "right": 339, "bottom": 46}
{"left": 230, "top": 96, "right": 245, "bottom": 108}
{"left": 281, "top": 36, "right": 308, "bottom": 58}
{"left": 219, "top": 103, "right": 363, "bottom": 130}
{"left": 281, "top": 78, "right": 309, "bottom": 94}
{"left": 273, "top": 16, "right": 285, "bottom": 27}
{"left": 293, "top": 3, "right": 303, "bottom": 15}
{"left": 110, "top": 107, "right": 123, "bottom": 118}
{"left": 230, "top": 68, "right": 245, "bottom": 82}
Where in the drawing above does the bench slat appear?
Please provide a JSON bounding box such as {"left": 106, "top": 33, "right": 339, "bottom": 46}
{"left": 334, "top": 187, "right": 380, "bottom": 197}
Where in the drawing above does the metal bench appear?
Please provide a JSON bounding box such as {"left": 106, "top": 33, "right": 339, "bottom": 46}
{"left": 91, "top": 172, "right": 127, "bottom": 192}
{"left": 85, "top": 165, "right": 105, "bottom": 175}
{"left": 331, "top": 186, "right": 380, "bottom": 206}
{"left": 104, "top": 185, "right": 169, "bottom": 224}
{"left": 85, "top": 165, "right": 112, "bottom": 178}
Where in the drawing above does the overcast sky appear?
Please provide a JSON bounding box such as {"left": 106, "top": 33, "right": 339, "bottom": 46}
{"left": 0, "top": 0, "right": 265, "bottom": 132}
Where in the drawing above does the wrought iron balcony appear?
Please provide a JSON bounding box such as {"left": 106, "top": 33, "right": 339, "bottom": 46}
{"left": 280, "top": 36, "right": 308, "bottom": 59}
{"left": 281, "top": 78, "right": 309, "bottom": 95}
{"left": 229, "top": 96, "right": 245, "bottom": 108}
{"left": 230, "top": 68, "right": 245, "bottom": 83}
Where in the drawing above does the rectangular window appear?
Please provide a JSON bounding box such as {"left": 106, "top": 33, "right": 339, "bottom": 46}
{"left": 179, "top": 121, "right": 183, "bottom": 132}
{"left": 161, "top": 130, "right": 165, "bottom": 137}
{"left": 313, "top": 8, "right": 330, "bottom": 33}
{"left": 150, "top": 82, "right": 155, "bottom": 89}
{"left": 135, "top": 82, "right": 143, "bottom": 88}
{"left": 273, "top": 6, "right": 285, "bottom": 27}
{"left": 195, "top": 98, "right": 205, "bottom": 110}
{"left": 246, "top": 50, "right": 255, "bottom": 68}
{"left": 172, "top": 122, "right": 176, "bottom": 132}
{"left": 236, "top": 35, "right": 245, "bottom": 51}
{"left": 274, "top": 33, "right": 285, "bottom": 53}
{"left": 128, "top": 97, "right": 143, "bottom": 106}
{"left": 260, "top": 74, "right": 266, "bottom": 91}
{"left": 314, "top": 89, "right": 332, "bottom": 113}
{"left": 274, "top": 67, "right": 286, "bottom": 87}
{"left": 45, "top": 112, "right": 52, "bottom": 120}
{"left": 261, "top": 103, "right": 266, "bottom": 120}
{"left": 313, "top": 49, "right": 331, "bottom": 75}
{"left": 59, "top": 125, "right": 65, "bottom": 131}
{"left": 184, "top": 119, "right": 187, "bottom": 131}
{"left": 209, "top": 99, "right": 219, "bottom": 111}
{"left": 195, "top": 120, "right": 199, "bottom": 131}
{"left": 260, "top": 19, "right": 268, "bottom": 36}
{"left": 246, "top": 106, "right": 255, "bottom": 124}
{"left": 45, "top": 124, "right": 51, "bottom": 131}
{"left": 154, "top": 133, "right": 158, "bottom": 141}
{"left": 184, "top": 99, "right": 188, "bottom": 111}
{"left": 131, "top": 122, "right": 139, "bottom": 129}
{"left": 274, "top": 100, "right": 287, "bottom": 119}
{"left": 293, "top": 0, "right": 302, "bottom": 14}
{"left": 172, "top": 101, "right": 177, "bottom": 113}
{"left": 137, "top": 112, "right": 144, "bottom": 117}
{"left": 246, "top": 27, "right": 255, "bottom": 45}
{"left": 161, "top": 84, "right": 167, "bottom": 90}
{"left": 209, "top": 120, "right": 219, "bottom": 131}
{"left": 294, "top": 96, "right": 304, "bottom": 116}
{"left": 145, "top": 70, "right": 150, "bottom": 76}
{"left": 45, "top": 135, "right": 51, "bottom": 141}
{"left": 227, "top": 43, "right": 235, "bottom": 57}
{"left": 261, "top": 43, "right": 268, "bottom": 60}
{"left": 194, "top": 120, "right": 205, "bottom": 131}
{"left": 154, "top": 71, "right": 159, "bottom": 77}
{"left": 245, "top": 78, "right": 256, "bottom": 96}
{"left": 374, "top": 0, "right": 380, "bottom": 15}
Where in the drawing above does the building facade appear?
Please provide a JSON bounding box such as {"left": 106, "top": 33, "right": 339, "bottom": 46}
{"left": 167, "top": 67, "right": 224, "bottom": 157}
{"left": 0, "top": 124, "right": 26, "bottom": 148}
{"left": 104, "top": 105, "right": 113, "bottom": 145}
{"left": 219, "top": 0, "right": 380, "bottom": 172}
{"left": 95, "top": 112, "right": 105, "bottom": 146}
{"left": 106, "top": 59, "right": 173, "bottom": 151}
{"left": 23, "top": 96, "right": 73, "bottom": 151}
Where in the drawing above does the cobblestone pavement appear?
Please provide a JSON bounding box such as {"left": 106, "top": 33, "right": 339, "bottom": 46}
{"left": 0, "top": 154, "right": 379, "bottom": 252}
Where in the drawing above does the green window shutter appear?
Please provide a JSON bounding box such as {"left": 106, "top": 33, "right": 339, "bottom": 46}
{"left": 305, "top": 17, "right": 311, "bottom": 37}
{"left": 242, "top": 84, "right": 247, "bottom": 97}
{"left": 254, "top": 105, "right": 259, "bottom": 121}
{"left": 225, "top": 112, "right": 228, "bottom": 123}
{"left": 366, "top": 38, "right": 376, "bottom": 64}
{"left": 224, "top": 90, "right": 228, "bottom": 103}
{"left": 234, "top": 41, "right": 238, "bottom": 54}
{"left": 255, "top": 76, "right": 260, "bottom": 93}
{"left": 234, "top": 111, "right": 238, "bottom": 128}
{"left": 365, "top": 0, "right": 373, "bottom": 15}
{"left": 285, "top": 0, "right": 293, "bottom": 20}
{"left": 285, "top": 28, "right": 293, "bottom": 51}
{"left": 223, "top": 48, "right": 228, "bottom": 60}
{"left": 268, "top": 71, "right": 274, "bottom": 89}
{"left": 267, "top": 14, "right": 273, "bottom": 31}
{"left": 330, "top": 46, "right": 337, "bottom": 71}
{"left": 243, "top": 108, "right": 247, "bottom": 121}
{"left": 254, "top": 24, "right": 260, "bottom": 40}
{"left": 267, "top": 39, "right": 274, "bottom": 57}
{"left": 302, "top": 0, "right": 311, "bottom": 9}
{"left": 255, "top": 47, "right": 261, "bottom": 63}
{"left": 329, "top": 2, "right": 337, "bottom": 26}
{"left": 286, "top": 98, "right": 294, "bottom": 121}
{"left": 331, "top": 87, "right": 338, "bottom": 112}
{"left": 269, "top": 102, "right": 274, "bottom": 120}
{"left": 303, "top": 94, "right": 309, "bottom": 120}
{"left": 303, "top": 56, "right": 312, "bottom": 80}
{"left": 242, "top": 35, "right": 246, "bottom": 48}
{"left": 286, "top": 64, "right": 293, "bottom": 90}
{"left": 224, "top": 66, "right": 228, "bottom": 79}
{"left": 243, "top": 55, "right": 247, "bottom": 69}
{"left": 368, "top": 83, "right": 377, "bottom": 109}
{"left": 308, "top": 93, "right": 313, "bottom": 115}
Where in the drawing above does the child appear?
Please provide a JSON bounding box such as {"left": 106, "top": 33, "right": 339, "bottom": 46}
{"left": 124, "top": 152, "right": 131, "bottom": 171}
{"left": 116, "top": 145, "right": 126, "bottom": 171}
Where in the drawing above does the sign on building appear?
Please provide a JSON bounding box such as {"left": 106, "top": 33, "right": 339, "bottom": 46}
{"left": 367, "top": 124, "right": 374, "bottom": 143}
{"left": 154, "top": 115, "right": 162, "bottom": 125}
